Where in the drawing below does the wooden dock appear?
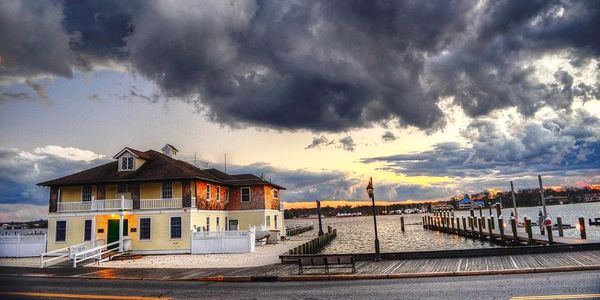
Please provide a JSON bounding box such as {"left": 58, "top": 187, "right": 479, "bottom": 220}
{"left": 423, "top": 213, "right": 596, "bottom": 246}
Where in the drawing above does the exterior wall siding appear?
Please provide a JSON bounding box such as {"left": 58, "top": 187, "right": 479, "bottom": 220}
{"left": 60, "top": 186, "right": 81, "bottom": 201}
{"left": 130, "top": 212, "right": 190, "bottom": 252}
{"left": 228, "top": 186, "right": 267, "bottom": 210}
{"left": 195, "top": 181, "right": 228, "bottom": 210}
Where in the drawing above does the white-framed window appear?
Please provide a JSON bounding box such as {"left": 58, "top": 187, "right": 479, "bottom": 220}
{"left": 206, "top": 184, "right": 211, "bottom": 200}
{"left": 225, "top": 188, "right": 229, "bottom": 203}
{"left": 162, "top": 182, "right": 172, "bottom": 199}
{"left": 216, "top": 217, "right": 220, "bottom": 231}
{"left": 272, "top": 189, "right": 279, "bottom": 199}
{"left": 274, "top": 215, "right": 278, "bottom": 229}
{"left": 121, "top": 156, "right": 134, "bottom": 171}
{"left": 84, "top": 219, "right": 92, "bottom": 241}
{"left": 216, "top": 186, "right": 221, "bottom": 202}
{"left": 170, "top": 217, "right": 182, "bottom": 239}
{"left": 266, "top": 216, "right": 271, "bottom": 227}
{"left": 140, "top": 218, "right": 151, "bottom": 240}
{"left": 55, "top": 220, "right": 66, "bottom": 242}
{"left": 82, "top": 185, "right": 93, "bottom": 201}
{"left": 241, "top": 187, "right": 250, "bottom": 202}
{"left": 206, "top": 217, "right": 210, "bottom": 232}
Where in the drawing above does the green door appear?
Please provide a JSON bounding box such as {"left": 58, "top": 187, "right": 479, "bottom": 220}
{"left": 107, "top": 219, "right": 128, "bottom": 250}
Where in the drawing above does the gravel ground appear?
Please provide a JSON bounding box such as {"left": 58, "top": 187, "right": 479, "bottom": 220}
{"left": 0, "top": 229, "right": 316, "bottom": 269}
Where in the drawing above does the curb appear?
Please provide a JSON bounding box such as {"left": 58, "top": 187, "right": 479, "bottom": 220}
{"left": 4, "top": 265, "right": 600, "bottom": 283}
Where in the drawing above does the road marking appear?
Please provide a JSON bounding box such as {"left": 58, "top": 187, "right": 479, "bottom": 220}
{"left": 512, "top": 294, "right": 600, "bottom": 299}
{"left": 0, "top": 292, "right": 172, "bottom": 300}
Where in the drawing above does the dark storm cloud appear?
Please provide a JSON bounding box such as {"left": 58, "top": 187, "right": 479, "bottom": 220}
{"left": 0, "top": 148, "right": 109, "bottom": 205}
{"left": 363, "top": 110, "right": 600, "bottom": 179}
{"left": 382, "top": 131, "right": 397, "bottom": 142}
{"left": 305, "top": 136, "right": 333, "bottom": 150}
{"left": 1, "top": 0, "right": 600, "bottom": 131}
{"left": 339, "top": 136, "right": 356, "bottom": 152}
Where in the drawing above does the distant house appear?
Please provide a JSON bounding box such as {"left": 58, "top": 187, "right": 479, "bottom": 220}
{"left": 457, "top": 197, "right": 484, "bottom": 210}
{"left": 38, "top": 145, "right": 285, "bottom": 254}
{"left": 544, "top": 195, "right": 570, "bottom": 205}
{"left": 584, "top": 193, "right": 600, "bottom": 202}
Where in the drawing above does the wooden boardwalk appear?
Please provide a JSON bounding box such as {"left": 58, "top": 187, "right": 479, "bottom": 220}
{"left": 2, "top": 250, "right": 600, "bottom": 279}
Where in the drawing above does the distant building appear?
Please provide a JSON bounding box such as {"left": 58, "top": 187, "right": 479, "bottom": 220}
{"left": 457, "top": 196, "right": 484, "bottom": 210}
{"left": 544, "top": 195, "right": 570, "bottom": 205}
{"left": 584, "top": 193, "right": 600, "bottom": 203}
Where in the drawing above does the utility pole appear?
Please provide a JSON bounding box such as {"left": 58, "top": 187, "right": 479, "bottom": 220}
{"left": 538, "top": 175, "right": 547, "bottom": 218}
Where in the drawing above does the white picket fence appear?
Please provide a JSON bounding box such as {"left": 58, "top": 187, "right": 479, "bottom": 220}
{"left": 0, "top": 234, "right": 47, "bottom": 257}
{"left": 191, "top": 229, "right": 255, "bottom": 254}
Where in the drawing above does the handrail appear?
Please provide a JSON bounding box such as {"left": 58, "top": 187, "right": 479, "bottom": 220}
{"left": 40, "top": 241, "right": 90, "bottom": 268}
{"left": 72, "top": 240, "right": 120, "bottom": 267}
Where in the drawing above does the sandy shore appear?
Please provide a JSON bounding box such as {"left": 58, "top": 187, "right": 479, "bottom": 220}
{"left": 0, "top": 257, "right": 40, "bottom": 268}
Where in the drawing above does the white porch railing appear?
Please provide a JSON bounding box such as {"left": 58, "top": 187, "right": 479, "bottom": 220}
{"left": 40, "top": 241, "right": 92, "bottom": 268}
{"left": 140, "top": 198, "right": 182, "bottom": 209}
{"left": 57, "top": 197, "right": 133, "bottom": 212}
{"left": 72, "top": 240, "right": 123, "bottom": 267}
{"left": 92, "top": 198, "right": 133, "bottom": 211}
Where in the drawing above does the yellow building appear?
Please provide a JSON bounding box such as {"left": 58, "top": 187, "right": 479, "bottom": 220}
{"left": 39, "top": 144, "right": 285, "bottom": 254}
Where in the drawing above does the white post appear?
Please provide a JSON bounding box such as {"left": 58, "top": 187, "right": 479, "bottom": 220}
{"left": 120, "top": 194, "right": 125, "bottom": 210}
{"left": 16, "top": 234, "right": 21, "bottom": 257}
{"left": 118, "top": 214, "right": 124, "bottom": 252}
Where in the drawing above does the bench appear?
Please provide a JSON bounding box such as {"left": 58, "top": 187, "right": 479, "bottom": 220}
{"left": 298, "top": 256, "right": 356, "bottom": 275}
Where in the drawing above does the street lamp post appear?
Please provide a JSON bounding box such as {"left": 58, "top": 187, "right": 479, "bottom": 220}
{"left": 316, "top": 200, "right": 324, "bottom": 236}
{"left": 366, "top": 177, "right": 382, "bottom": 262}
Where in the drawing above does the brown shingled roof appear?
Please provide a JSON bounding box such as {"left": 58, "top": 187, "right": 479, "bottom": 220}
{"left": 37, "top": 149, "right": 285, "bottom": 190}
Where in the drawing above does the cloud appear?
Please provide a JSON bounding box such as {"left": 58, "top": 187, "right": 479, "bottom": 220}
{"left": 0, "top": 146, "right": 109, "bottom": 206}
{"left": 382, "top": 131, "right": 396, "bottom": 142}
{"left": 0, "top": 204, "right": 48, "bottom": 222}
{"left": 2, "top": 1, "right": 599, "bottom": 132}
{"left": 33, "top": 145, "right": 106, "bottom": 162}
{"left": 339, "top": 136, "right": 356, "bottom": 152}
{"left": 362, "top": 110, "right": 600, "bottom": 182}
{"left": 305, "top": 136, "right": 334, "bottom": 149}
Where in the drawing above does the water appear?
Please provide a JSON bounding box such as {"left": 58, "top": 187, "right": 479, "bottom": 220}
{"left": 285, "top": 202, "right": 600, "bottom": 253}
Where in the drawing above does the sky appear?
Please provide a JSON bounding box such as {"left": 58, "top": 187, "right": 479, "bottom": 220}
{"left": 1, "top": 0, "right": 599, "bottom": 222}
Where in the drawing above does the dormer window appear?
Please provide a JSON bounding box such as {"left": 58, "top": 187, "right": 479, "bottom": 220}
{"left": 121, "top": 156, "right": 134, "bottom": 171}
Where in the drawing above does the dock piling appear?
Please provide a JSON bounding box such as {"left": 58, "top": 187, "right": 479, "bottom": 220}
{"left": 462, "top": 217, "right": 467, "bottom": 235}
{"left": 510, "top": 217, "right": 518, "bottom": 245}
{"left": 547, "top": 224, "right": 554, "bottom": 244}
{"left": 487, "top": 218, "right": 493, "bottom": 242}
{"left": 470, "top": 209, "right": 476, "bottom": 229}
{"left": 401, "top": 216, "right": 405, "bottom": 233}
{"left": 525, "top": 217, "right": 534, "bottom": 245}
{"left": 579, "top": 217, "right": 587, "bottom": 239}
{"left": 498, "top": 216, "right": 505, "bottom": 245}
{"left": 557, "top": 217, "right": 564, "bottom": 237}
{"left": 490, "top": 216, "right": 495, "bottom": 230}
{"left": 477, "top": 218, "right": 483, "bottom": 240}
{"left": 482, "top": 215, "right": 486, "bottom": 229}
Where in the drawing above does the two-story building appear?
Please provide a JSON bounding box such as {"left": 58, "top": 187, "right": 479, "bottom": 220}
{"left": 38, "top": 144, "right": 285, "bottom": 254}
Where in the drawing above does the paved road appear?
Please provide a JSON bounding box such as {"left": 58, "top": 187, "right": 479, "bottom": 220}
{"left": 0, "top": 271, "right": 599, "bottom": 299}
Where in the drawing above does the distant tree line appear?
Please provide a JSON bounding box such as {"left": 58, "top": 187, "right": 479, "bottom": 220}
{"left": 284, "top": 186, "right": 599, "bottom": 219}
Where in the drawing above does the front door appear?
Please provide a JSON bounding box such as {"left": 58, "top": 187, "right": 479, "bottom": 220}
{"left": 228, "top": 220, "right": 238, "bottom": 231}
{"left": 107, "top": 219, "right": 128, "bottom": 250}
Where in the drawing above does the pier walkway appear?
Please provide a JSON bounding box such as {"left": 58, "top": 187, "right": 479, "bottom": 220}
{"left": 2, "top": 250, "right": 600, "bottom": 281}
{"left": 423, "top": 214, "right": 597, "bottom": 246}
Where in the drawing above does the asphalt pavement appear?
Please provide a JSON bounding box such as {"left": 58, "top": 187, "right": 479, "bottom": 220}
{"left": 0, "top": 270, "right": 599, "bottom": 299}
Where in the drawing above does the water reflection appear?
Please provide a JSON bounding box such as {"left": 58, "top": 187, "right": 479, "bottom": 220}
{"left": 285, "top": 202, "right": 600, "bottom": 253}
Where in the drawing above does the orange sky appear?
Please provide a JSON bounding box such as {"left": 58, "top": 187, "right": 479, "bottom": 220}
{"left": 283, "top": 199, "right": 439, "bottom": 209}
